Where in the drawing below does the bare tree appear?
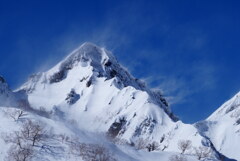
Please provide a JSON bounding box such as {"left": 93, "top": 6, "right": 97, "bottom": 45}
{"left": 169, "top": 154, "right": 188, "bottom": 161}
{"left": 135, "top": 138, "right": 148, "bottom": 150}
{"left": 21, "top": 120, "right": 46, "bottom": 146}
{"left": 194, "top": 146, "right": 211, "bottom": 160}
{"left": 69, "top": 141, "right": 117, "bottom": 161}
{"left": 4, "top": 109, "right": 26, "bottom": 121}
{"left": 6, "top": 144, "right": 34, "bottom": 161}
{"left": 146, "top": 141, "right": 160, "bottom": 152}
{"left": 4, "top": 120, "right": 46, "bottom": 161}
{"left": 3, "top": 119, "right": 66, "bottom": 161}
{"left": 178, "top": 140, "right": 192, "bottom": 154}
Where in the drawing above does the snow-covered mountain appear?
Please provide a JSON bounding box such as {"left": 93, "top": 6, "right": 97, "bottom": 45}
{"left": 18, "top": 43, "right": 205, "bottom": 151}
{"left": 0, "top": 42, "right": 236, "bottom": 161}
{"left": 196, "top": 92, "right": 240, "bottom": 160}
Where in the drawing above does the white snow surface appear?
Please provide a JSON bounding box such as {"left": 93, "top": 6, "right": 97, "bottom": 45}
{"left": 19, "top": 43, "right": 204, "bottom": 152}
{"left": 0, "top": 106, "right": 210, "bottom": 161}
{"left": 0, "top": 42, "right": 228, "bottom": 161}
{"left": 198, "top": 92, "right": 240, "bottom": 160}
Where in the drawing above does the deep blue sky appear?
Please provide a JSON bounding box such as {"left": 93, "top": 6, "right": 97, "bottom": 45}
{"left": 0, "top": 0, "right": 240, "bottom": 123}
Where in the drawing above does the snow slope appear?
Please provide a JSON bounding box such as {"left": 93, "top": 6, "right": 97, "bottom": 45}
{"left": 0, "top": 42, "right": 227, "bottom": 161}
{"left": 18, "top": 43, "right": 206, "bottom": 153}
{"left": 0, "top": 105, "right": 203, "bottom": 161}
{"left": 196, "top": 92, "right": 240, "bottom": 160}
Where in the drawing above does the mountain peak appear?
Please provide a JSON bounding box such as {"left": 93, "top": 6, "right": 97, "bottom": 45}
{"left": 207, "top": 92, "right": 240, "bottom": 120}
{"left": 19, "top": 42, "right": 177, "bottom": 121}
{"left": 198, "top": 91, "right": 240, "bottom": 161}
{"left": 64, "top": 42, "right": 115, "bottom": 67}
{"left": 47, "top": 43, "right": 126, "bottom": 85}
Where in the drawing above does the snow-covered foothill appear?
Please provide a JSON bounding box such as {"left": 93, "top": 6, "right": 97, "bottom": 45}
{"left": 196, "top": 92, "right": 240, "bottom": 161}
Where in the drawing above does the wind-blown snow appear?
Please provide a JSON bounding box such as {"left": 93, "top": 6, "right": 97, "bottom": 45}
{"left": 18, "top": 43, "right": 205, "bottom": 152}
{"left": 0, "top": 42, "right": 234, "bottom": 161}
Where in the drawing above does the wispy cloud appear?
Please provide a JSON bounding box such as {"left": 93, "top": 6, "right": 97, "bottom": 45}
{"left": 9, "top": 1, "right": 217, "bottom": 109}
{"left": 141, "top": 60, "right": 217, "bottom": 106}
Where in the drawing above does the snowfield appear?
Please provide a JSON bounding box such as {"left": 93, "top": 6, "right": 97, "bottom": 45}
{"left": 0, "top": 42, "right": 238, "bottom": 161}
{"left": 0, "top": 107, "right": 206, "bottom": 161}
{"left": 196, "top": 92, "right": 240, "bottom": 161}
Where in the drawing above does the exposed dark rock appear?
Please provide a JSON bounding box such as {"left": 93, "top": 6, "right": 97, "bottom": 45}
{"left": 160, "top": 135, "right": 165, "bottom": 143}
{"left": 110, "top": 69, "right": 117, "bottom": 78}
{"left": 80, "top": 76, "right": 89, "bottom": 82}
{"left": 107, "top": 117, "right": 127, "bottom": 138}
{"left": 0, "top": 76, "right": 5, "bottom": 83}
{"left": 134, "top": 117, "right": 157, "bottom": 137}
{"left": 86, "top": 79, "right": 92, "bottom": 87}
{"left": 236, "top": 118, "right": 240, "bottom": 125}
{"left": 65, "top": 89, "right": 80, "bottom": 105}
{"left": 160, "top": 97, "right": 168, "bottom": 107}
{"left": 226, "top": 105, "right": 236, "bottom": 114}
{"left": 49, "top": 70, "right": 67, "bottom": 83}
{"left": 104, "top": 61, "right": 112, "bottom": 67}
